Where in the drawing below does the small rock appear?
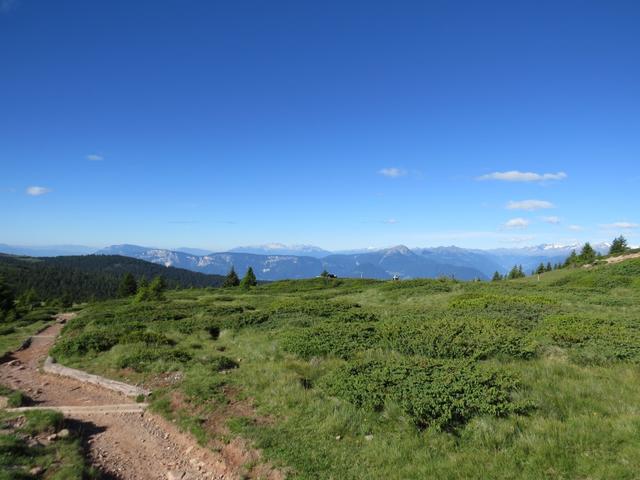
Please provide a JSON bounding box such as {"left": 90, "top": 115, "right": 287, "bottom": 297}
{"left": 364, "top": 434, "right": 374, "bottom": 441}
{"left": 335, "top": 435, "right": 341, "bottom": 441}
{"left": 57, "top": 429, "right": 70, "bottom": 439}
{"left": 167, "top": 471, "right": 186, "bottom": 480}
{"left": 29, "top": 466, "right": 44, "bottom": 475}
{"left": 0, "top": 396, "right": 8, "bottom": 409}
{"left": 46, "top": 434, "right": 58, "bottom": 441}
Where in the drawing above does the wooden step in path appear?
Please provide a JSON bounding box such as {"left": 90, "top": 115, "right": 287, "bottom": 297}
{"left": 43, "top": 356, "right": 150, "bottom": 398}
{"left": 7, "top": 403, "right": 149, "bottom": 415}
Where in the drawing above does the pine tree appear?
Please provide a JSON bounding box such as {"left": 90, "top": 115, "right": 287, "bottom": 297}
{"left": 223, "top": 267, "right": 240, "bottom": 287}
{"left": 564, "top": 250, "right": 578, "bottom": 267}
{"left": 492, "top": 271, "right": 503, "bottom": 281}
{"left": 118, "top": 273, "right": 138, "bottom": 297}
{"left": 240, "top": 267, "right": 258, "bottom": 288}
{"left": 507, "top": 265, "right": 524, "bottom": 280}
{"left": 17, "top": 288, "right": 39, "bottom": 311}
{"left": 149, "top": 276, "right": 167, "bottom": 300}
{"left": 0, "top": 278, "right": 15, "bottom": 319}
{"left": 546, "top": 262, "right": 552, "bottom": 272}
{"left": 536, "top": 262, "right": 546, "bottom": 275}
{"left": 579, "top": 242, "right": 596, "bottom": 264}
{"left": 609, "top": 235, "right": 629, "bottom": 255}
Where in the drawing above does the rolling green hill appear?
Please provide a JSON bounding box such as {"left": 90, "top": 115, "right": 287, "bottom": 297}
{"left": 0, "top": 254, "right": 224, "bottom": 302}
{"left": 22, "top": 258, "right": 640, "bottom": 478}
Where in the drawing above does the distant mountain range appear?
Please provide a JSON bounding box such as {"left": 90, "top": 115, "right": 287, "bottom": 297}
{"left": 0, "top": 244, "right": 96, "bottom": 257}
{"left": 0, "top": 241, "right": 610, "bottom": 282}
{"left": 91, "top": 242, "right": 611, "bottom": 281}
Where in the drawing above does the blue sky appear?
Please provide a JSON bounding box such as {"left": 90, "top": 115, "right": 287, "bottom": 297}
{"left": 1, "top": 0, "right": 639, "bottom": 251}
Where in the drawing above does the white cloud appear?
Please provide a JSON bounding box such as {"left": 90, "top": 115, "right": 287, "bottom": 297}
{"left": 378, "top": 167, "right": 407, "bottom": 178}
{"left": 477, "top": 170, "right": 567, "bottom": 182}
{"left": 26, "top": 186, "right": 52, "bottom": 196}
{"left": 384, "top": 218, "right": 399, "bottom": 224}
{"left": 542, "top": 216, "right": 561, "bottom": 224}
{"left": 599, "top": 222, "right": 638, "bottom": 230}
{"left": 86, "top": 154, "right": 104, "bottom": 161}
{"left": 506, "top": 199, "right": 554, "bottom": 211}
{"left": 504, "top": 218, "right": 530, "bottom": 229}
{"left": 568, "top": 225, "right": 583, "bottom": 231}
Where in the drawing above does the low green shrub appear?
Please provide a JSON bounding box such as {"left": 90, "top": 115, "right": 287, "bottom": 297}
{"left": 321, "top": 356, "right": 528, "bottom": 430}
{"left": 269, "top": 299, "right": 360, "bottom": 317}
{"left": 380, "top": 278, "right": 455, "bottom": 293}
{"left": 115, "top": 346, "right": 193, "bottom": 372}
{"left": 379, "top": 315, "right": 536, "bottom": 360}
{"left": 281, "top": 322, "right": 380, "bottom": 359}
{"left": 449, "top": 294, "right": 555, "bottom": 330}
{"left": 52, "top": 330, "right": 120, "bottom": 357}
{"left": 536, "top": 314, "right": 640, "bottom": 363}
{"left": 121, "top": 330, "right": 175, "bottom": 346}
{"left": 195, "top": 354, "right": 239, "bottom": 371}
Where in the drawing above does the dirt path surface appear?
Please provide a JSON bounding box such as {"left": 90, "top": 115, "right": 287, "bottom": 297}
{"left": 606, "top": 252, "right": 640, "bottom": 264}
{"left": 0, "top": 313, "right": 242, "bottom": 480}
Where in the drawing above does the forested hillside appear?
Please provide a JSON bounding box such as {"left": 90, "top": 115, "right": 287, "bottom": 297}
{"left": 0, "top": 254, "right": 224, "bottom": 302}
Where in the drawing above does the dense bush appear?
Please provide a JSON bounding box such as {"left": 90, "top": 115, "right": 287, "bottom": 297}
{"left": 380, "top": 278, "right": 455, "bottom": 293}
{"left": 121, "top": 330, "right": 175, "bottom": 347}
{"left": 197, "top": 354, "right": 239, "bottom": 371}
{"left": 536, "top": 314, "right": 640, "bottom": 363}
{"left": 268, "top": 299, "right": 360, "bottom": 317}
{"left": 449, "top": 294, "right": 555, "bottom": 330}
{"left": 116, "top": 346, "right": 193, "bottom": 372}
{"left": 52, "top": 330, "right": 120, "bottom": 357}
{"left": 379, "top": 315, "right": 536, "bottom": 360}
{"left": 281, "top": 322, "right": 380, "bottom": 359}
{"left": 321, "top": 356, "right": 527, "bottom": 430}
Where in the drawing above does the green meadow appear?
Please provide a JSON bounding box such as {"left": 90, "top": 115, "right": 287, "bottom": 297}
{"left": 50, "top": 260, "right": 640, "bottom": 479}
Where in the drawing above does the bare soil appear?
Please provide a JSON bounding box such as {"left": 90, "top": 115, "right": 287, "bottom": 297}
{"left": 605, "top": 252, "right": 640, "bottom": 264}
{"left": 0, "top": 314, "right": 283, "bottom": 480}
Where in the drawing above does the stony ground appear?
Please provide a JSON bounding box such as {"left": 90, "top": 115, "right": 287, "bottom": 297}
{"left": 0, "top": 314, "right": 247, "bottom": 480}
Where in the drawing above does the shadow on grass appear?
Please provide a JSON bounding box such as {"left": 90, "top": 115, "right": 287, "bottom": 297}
{"left": 65, "top": 418, "right": 119, "bottom": 480}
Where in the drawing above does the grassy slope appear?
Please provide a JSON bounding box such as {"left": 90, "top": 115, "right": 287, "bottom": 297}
{"left": 0, "top": 409, "right": 100, "bottom": 480}
{"left": 49, "top": 261, "right": 640, "bottom": 479}
{"left": 0, "top": 308, "right": 58, "bottom": 358}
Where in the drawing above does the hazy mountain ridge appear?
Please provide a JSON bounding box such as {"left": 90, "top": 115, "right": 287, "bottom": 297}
{"left": 2, "top": 242, "right": 604, "bottom": 281}
{"left": 95, "top": 244, "right": 498, "bottom": 280}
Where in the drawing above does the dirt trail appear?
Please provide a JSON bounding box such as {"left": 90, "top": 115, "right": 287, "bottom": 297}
{"left": 605, "top": 252, "right": 640, "bottom": 264}
{"left": 0, "top": 314, "right": 240, "bottom": 480}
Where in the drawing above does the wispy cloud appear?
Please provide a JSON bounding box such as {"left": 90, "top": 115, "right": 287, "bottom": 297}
{"left": 378, "top": 167, "right": 407, "bottom": 178}
{"left": 506, "top": 199, "right": 554, "bottom": 211}
{"left": 384, "top": 218, "right": 399, "bottom": 224}
{"left": 542, "top": 216, "right": 561, "bottom": 224}
{"left": 26, "top": 186, "right": 52, "bottom": 196}
{"left": 86, "top": 154, "right": 104, "bottom": 161}
{"left": 599, "top": 222, "right": 638, "bottom": 230}
{"left": 504, "top": 218, "right": 529, "bottom": 229}
{"left": 568, "top": 225, "right": 583, "bottom": 231}
{"left": 477, "top": 170, "right": 567, "bottom": 182}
